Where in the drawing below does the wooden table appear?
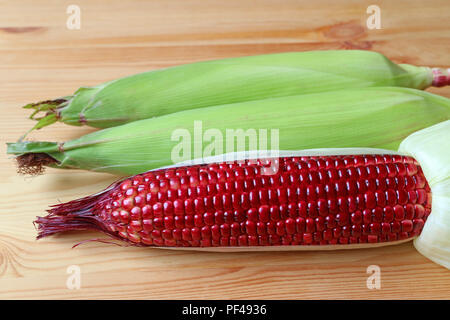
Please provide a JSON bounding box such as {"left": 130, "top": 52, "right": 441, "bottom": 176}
{"left": 1, "top": 0, "right": 449, "bottom": 299}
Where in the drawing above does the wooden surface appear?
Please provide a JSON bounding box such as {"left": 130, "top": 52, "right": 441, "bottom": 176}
{"left": 1, "top": 0, "right": 449, "bottom": 300}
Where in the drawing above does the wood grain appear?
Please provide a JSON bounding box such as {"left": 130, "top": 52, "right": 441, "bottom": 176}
{"left": 1, "top": 0, "right": 449, "bottom": 300}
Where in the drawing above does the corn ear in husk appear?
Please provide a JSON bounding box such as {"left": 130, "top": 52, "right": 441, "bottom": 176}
{"left": 24, "top": 50, "right": 449, "bottom": 131}
{"left": 8, "top": 87, "right": 450, "bottom": 176}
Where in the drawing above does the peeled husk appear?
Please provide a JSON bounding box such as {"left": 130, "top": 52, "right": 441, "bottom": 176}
{"left": 399, "top": 120, "right": 450, "bottom": 269}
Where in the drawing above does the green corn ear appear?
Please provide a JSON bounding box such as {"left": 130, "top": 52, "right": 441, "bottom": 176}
{"left": 9, "top": 87, "right": 450, "bottom": 176}
{"left": 24, "top": 50, "right": 449, "bottom": 132}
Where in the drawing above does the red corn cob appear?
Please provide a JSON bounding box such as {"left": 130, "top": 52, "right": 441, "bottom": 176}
{"left": 35, "top": 154, "right": 432, "bottom": 249}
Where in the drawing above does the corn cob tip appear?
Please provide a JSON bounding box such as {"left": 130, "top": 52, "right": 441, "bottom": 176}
{"left": 432, "top": 68, "right": 450, "bottom": 87}
{"left": 34, "top": 192, "right": 140, "bottom": 247}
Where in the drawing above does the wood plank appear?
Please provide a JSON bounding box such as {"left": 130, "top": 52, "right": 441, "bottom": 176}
{"left": 1, "top": 0, "right": 449, "bottom": 299}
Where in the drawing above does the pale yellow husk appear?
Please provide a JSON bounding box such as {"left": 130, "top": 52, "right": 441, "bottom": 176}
{"left": 399, "top": 120, "right": 450, "bottom": 269}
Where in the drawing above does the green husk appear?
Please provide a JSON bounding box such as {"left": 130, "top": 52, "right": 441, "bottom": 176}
{"left": 8, "top": 87, "right": 450, "bottom": 176}
{"left": 25, "top": 50, "right": 438, "bottom": 132}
